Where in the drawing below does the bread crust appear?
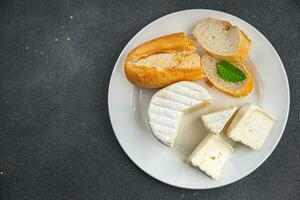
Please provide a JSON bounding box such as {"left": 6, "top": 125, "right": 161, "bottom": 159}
{"left": 125, "top": 63, "right": 204, "bottom": 88}
{"left": 124, "top": 33, "right": 204, "bottom": 88}
{"left": 193, "top": 18, "right": 252, "bottom": 63}
{"left": 201, "top": 54, "right": 254, "bottom": 97}
{"left": 126, "top": 33, "right": 196, "bottom": 60}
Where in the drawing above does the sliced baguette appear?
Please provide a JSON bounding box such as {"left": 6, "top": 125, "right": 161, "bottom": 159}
{"left": 193, "top": 18, "right": 251, "bottom": 62}
{"left": 124, "top": 33, "right": 205, "bottom": 88}
{"left": 201, "top": 54, "right": 253, "bottom": 97}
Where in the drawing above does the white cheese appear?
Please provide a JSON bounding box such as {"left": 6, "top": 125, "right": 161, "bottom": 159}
{"left": 201, "top": 106, "right": 238, "bottom": 134}
{"left": 188, "top": 133, "right": 233, "bottom": 180}
{"left": 226, "top": 103, "right": 275, "bottom": 150}
{"left": 148, "top": 81, "right": 212, "bottom": 147}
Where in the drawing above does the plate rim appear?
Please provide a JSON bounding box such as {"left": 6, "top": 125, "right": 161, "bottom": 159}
{"left": 108, "top": 9, "right": 290, "bottom": 189}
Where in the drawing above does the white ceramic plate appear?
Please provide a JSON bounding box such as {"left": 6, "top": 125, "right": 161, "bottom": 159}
{"left": 108, "top": 9, "right": 290, "bottom": 189}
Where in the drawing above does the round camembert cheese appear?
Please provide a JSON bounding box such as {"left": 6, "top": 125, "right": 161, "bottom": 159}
{"left": 148, "top": 81, "right": 212, "bottom": 147}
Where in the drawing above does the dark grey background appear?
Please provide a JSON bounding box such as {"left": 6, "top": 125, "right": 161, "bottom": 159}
{"left": 0, "top": 0, "right": 299, "bottom": 199}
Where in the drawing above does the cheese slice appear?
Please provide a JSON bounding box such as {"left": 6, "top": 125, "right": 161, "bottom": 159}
{"left": 226, "top": 103, "right": 275, "bottom": 150}
{"left": 148, "top": 81, "right": 212, "bottom": 147}
{"left": 188, "top": 133, "right": 233, "bottom": 180}
{"left": 201, "top": 106, "right": 238, "bottom": 134}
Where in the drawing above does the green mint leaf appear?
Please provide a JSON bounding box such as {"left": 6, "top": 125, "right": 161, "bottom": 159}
{"left": 217, "top": 61, "right": 246, "bottom": 82}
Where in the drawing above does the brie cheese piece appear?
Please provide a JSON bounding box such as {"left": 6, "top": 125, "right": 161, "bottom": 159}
{"left": 226, "top": 103, "right": 275, "bottom": 150}
{"left": 148, "top": 81, "right": 212, "bottom": 147}
{"left": 188, "top": 133, "right": 233, "bottom": 180}
{"left": 201, "top": 106, "right": 238, "bottom": 134}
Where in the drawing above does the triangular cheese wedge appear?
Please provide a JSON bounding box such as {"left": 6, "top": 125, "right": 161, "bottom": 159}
{"left": 201, "top": 106, "right": 238, "bottom": 134}
{"left": 226, "top": 103, "right": 275, "bottom": 150}
{"left": 187, "top": 133, "right": 233, "bottom": 180}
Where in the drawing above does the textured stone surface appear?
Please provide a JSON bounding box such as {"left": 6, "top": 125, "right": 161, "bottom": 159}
{"left": 0, "top": 0, "right": 299, "bottom": 199}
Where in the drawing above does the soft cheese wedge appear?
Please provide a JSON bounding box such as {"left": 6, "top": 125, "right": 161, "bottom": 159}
{"left": 201, "top": 106, "right": 238, "bottom": 134}
{"left": 226, "top": 103, "right": 275, "bottom": 150}
{"left": 188, "top": 133, "right": 233, "bottom": 180}
{"left": 148, "top": 81, "right": 212, "bottom": 147}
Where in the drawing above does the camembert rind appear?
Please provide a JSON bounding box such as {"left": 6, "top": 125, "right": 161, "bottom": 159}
{"left": 188, "top": 133, "right": 233, "bottom": 180}
{"left": 148, "top": 81, "right": 212, "bottom": 147}
{"left": 201, "top": 106, "right": 238, "bottom": 134}
{"left": 226, "top": 103, "right": 275, "bottom": 150}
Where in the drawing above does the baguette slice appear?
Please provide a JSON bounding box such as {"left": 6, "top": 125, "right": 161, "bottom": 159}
{"left": 201, "top": 54, "right": 254, "bottom": 97}
{"left": 124, "top": 33, "right": 205, "bottom": 88}
{"left": 193, "top": 18, "right": 251, "bottom": 62}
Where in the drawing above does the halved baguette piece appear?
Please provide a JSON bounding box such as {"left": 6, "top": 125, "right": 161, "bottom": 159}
{"left": 193, "top": 18, "right": 251, "bottom": 62}
{"left": 201, "top": 54, "right": 254, "bottom": 97}
{"left": 124, "top": 33, "right": 205, "bottom": 88}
